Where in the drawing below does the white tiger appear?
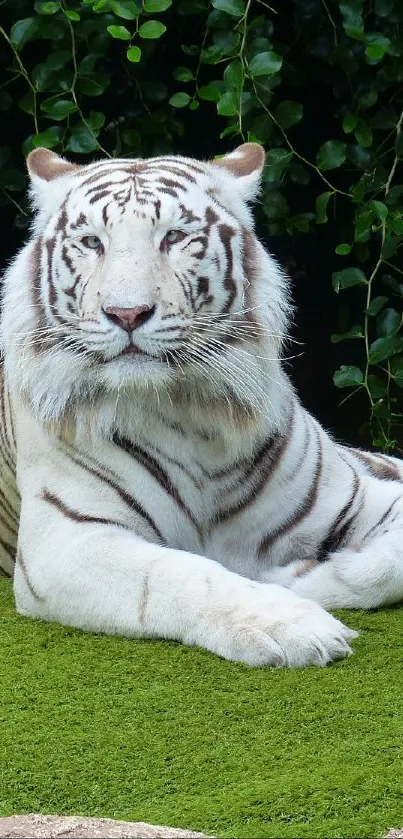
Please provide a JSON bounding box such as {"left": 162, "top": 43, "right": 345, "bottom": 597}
{"left": 1, "top": 143, "right": 402, "bottom": 668}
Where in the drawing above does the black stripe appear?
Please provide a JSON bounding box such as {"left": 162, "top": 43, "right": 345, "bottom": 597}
{"left": 362, "top": 495, "right": 403, "bottom": 542}
{"left": 317, "top": 469, "right": 360, "bottom": 560}
{"left": 147, "top": 442, "right": 203, "bottom": 489}
{"left": 352, "top": 449, "right": 402, "bottom": 481}
{"left": 64, "top": 448, "right": 164, "bottom": 543}
{"left": 258, "top": 427, "right": 323, "bottom": 557}
{"left": 219, "top": 224, "right": 237, "bottom": 314}
{"left": 0, "top": 534, "right": 16, "bottom": 560}
{"left": 113, "top": 432, "right": 203, "bottom": 540}
{"left": 16, "top": 547, "right": 43, "bottom": 601}
{"left": 42, "top": 489, "right": 135, "bottom": 532}
{"left": 212, "top": 412, "right": 294, "bottom": 525}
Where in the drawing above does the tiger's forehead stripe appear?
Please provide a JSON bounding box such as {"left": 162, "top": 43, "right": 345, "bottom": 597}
{"left": 74, "top": 158, "right": 207, "bottom": 198}
{"left": 68, "top": 164, "right": 199, "bottom": 214}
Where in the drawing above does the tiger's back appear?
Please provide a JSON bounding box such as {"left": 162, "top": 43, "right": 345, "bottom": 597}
{"left": 0, "top": 363, "right": 19, "bottom": 577}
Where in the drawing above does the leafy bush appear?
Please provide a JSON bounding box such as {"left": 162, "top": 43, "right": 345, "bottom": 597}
{"left": 0, "top": 0, "right": 402, "bottom": 452}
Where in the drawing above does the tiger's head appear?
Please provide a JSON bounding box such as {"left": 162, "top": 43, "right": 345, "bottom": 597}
{"left": 1, "top": 144, "right": 290, "bottom": 430}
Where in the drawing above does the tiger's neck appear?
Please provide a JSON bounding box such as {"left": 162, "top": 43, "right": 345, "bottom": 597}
{"left": 63, "top": 358, "right": 294, "bottom": 461}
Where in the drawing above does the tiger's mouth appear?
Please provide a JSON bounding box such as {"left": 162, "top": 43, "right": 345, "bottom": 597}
{"left": 121, "top": 344, "right": 144, "bottom": 356}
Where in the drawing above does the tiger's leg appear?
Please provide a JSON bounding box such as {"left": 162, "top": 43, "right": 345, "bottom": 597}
{"left": 14, "top": 494, "right": 357, "bottom": 668}
{"left": 290, "top": 490, "right": 403, "bottom": 610}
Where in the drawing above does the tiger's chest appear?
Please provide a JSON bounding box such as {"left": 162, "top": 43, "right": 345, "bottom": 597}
{"left": 77, "top": 423, "right": 312, "bottom": 574}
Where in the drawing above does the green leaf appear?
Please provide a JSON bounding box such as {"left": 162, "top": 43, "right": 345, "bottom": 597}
{"left": 288, "top": 212, "right": 314, "bottom": 233}
{"left": 342, "top": 113, "right": 358, "bottom": 134}
{"left": 316, "top": 141, "right": 347, "bottom": 171}
{"left": 223, "top": 60, "right": 243, "bottom": 92}
{"left": 367, "top": 374, "right": 388, "bottom": 398}
{"left": 261, "top": 189, "right": 288, "bottom": 220}
{"left": 365, "top": 42, "right": 385, "bottom": 60}
{"left": 217, "top": 91, "right": 238, "bottom": 117}
{"left": 211, "top": 0, "right": 245, "bottom": 17}
{"left": 120, "top": 128, "right": 141, "bottom": 152}
{"left": 66, "top": 128, "right": 100, "bottom": 153}
{"left": 219, "top": 123, "right": 239, "bottom": 140}
{"left": 390, "top": 355, "right": 403, "bottom": 388}
{"left": 213, "top": 29, "right": 240, "bottom": 54}
{"left": 46, "top": 50, "right": 71, "bottom": 70}
{"left": 77, "top": 75, "right": 109, "bottom": 96}
{"left": 200, "top": 45, "right": 224, "bottom": 64}
{"left": 189, "top": 100, "right": 199, "bottom": 111}
{"left": 172, "top": 66, "right": 194, "bottom": 82}
{"left": 126, "top": 45, "right": 141, "bottom": 62}
{"left": 332, "top": 267, "right": 367, "bottom": 292}
{"left": 333, "top": 365, "right": 364, "bottom": 388}
{"left": 339, "top": 2, "right": 365, "bottom": 40}
{"left": 198, "top": 83, "right": 221, "bottom": 102}
{"left": 263, "top": 149, "right": 292, "bottom": 182}
{"left": 315, "top": 191, "right": 333, "bottom": 224}
{"left": 87, "top": 111, "right": 105, "bottom": 130}
{"left": 274, "top": 100, "right": 303, "bottom": 129}
{"left": 369, "top": 336, "right": 403, "bottom": 364}
{"left": 64, "top": 10, "right": 80, "bottom": 20}
{"left": 248, "top": 51, "right": 282, "bottom": 78}
{"left": 40, "top": 98, "right": 78, "bottom": 120}
{"left": 34, "top": 1, "right": 60, "bottom": 14}
{"left": 18, "top": 91, "right": 35, "bottom": 115}
{"left": 144, "top": 0, "right": 172, "bottom": 9}
{"left": 10, "top": 18, "right": 38, "bottom": 50}
{"left": 383, "top": 275, "right": 403, "bottom": 297}
{"left": 32, "top": 126, "right": 62, "bottom": 149}
{"left": 371, "top": 200, "right": 388, "bottom": 222}
{"left": 109, "top": 0, "right": 141, "bottom": 18}
{"left": 358, "top": 90, "right": 378, "bottom": 109}
{"left": 354, "top": 120, "right": 373, "bottom": 147}
{"left": 376, "top": 308, "right": 401, "bottom": 337}
{"left": 36, "top": 18, "right": 65, "bottom": 39}
{"left": 331, "top": 325, "right": 364, "bottom": 343}
{"left": 335, "top": 243, "right": 351, "bottom": 255}
{"left": 138, "top": 20, "right": 167, "bottom": 38}
{"left": 365, "top": 33, "right": 391, "bottom": 61}
{"left": 107, "top": 24, "right": 131, "bottom": 39}
{"left": 169, "top": 92, "right": 191, "bottom": 108}
{"left": 365, "top": 296, "right": 388, "bottom": 316}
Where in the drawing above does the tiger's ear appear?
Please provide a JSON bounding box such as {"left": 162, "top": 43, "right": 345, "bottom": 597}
{"left": 211, "top": 143, "right": 265, "bottom": 202}
{"left": 26, "top": 148, "right": 80, "bottom": 212}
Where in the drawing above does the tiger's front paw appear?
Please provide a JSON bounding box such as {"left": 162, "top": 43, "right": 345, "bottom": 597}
{"left": 203, "top": 583, "right": 358, "bottom": 668}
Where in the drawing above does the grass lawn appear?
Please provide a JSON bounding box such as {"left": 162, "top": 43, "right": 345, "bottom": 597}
{"left": 1, "top": 576, "right": 402, "bottom": 839}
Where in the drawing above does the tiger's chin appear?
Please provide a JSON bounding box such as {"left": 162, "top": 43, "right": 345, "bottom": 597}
{"left": 98, "top": 352, "right": 175, "bottom": 392}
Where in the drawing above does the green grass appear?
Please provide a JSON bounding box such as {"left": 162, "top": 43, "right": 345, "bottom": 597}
{"left": 1, "top": 578, "right": 402, "bottom": 839}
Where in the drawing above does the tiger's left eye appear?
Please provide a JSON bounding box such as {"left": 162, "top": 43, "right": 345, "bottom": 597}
{"left": 164, "top": 229, "right": 186, "bottom": 245}
{"left": 82, "top": 235, "right": 101, "bottom": 250}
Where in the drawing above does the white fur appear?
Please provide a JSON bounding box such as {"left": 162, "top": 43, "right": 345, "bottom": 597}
{"left": 1, "top": 146, "right": 402, "bottom": 667}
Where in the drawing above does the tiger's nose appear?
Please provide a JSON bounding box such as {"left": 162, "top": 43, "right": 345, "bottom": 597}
{"left": 102, "top": 304, "right": 156, "bottom": 331}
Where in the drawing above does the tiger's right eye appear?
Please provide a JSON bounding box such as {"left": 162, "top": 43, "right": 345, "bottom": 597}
{"left": 82, "top": 235, "right": 101, "bottom": 250}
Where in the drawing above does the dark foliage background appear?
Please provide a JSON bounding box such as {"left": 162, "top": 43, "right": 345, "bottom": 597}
{"left": 0, "top": 0, "right": 402, "bottom": 452}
